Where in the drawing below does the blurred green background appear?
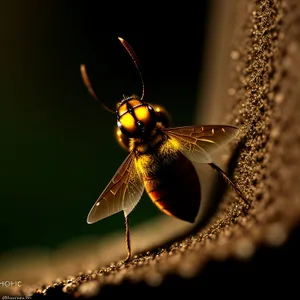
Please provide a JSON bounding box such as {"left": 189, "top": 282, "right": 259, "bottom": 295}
{"left": 0, "top": 2, "right": 210, "bottom": 255}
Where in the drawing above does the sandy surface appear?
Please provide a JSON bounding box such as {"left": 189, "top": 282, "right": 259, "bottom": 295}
{"left": 3, "top": 0, "right": 300, "bottom": 298}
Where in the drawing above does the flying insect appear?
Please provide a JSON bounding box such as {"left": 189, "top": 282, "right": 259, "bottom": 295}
{"left": 81, "top": 37, "right": 249, "bottom": 262}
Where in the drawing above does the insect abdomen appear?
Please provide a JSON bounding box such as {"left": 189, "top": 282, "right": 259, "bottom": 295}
{"left": 143, "top": 152, "right": 201, "bottom": 223}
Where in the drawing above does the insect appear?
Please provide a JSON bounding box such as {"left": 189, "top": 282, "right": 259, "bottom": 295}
{"left": 80, "top": 37, "right": 249, "bottom": 262}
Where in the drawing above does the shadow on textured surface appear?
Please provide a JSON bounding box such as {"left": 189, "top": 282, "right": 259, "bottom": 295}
{"left": 2, "top": 0, "right": 300, "bottom": 298}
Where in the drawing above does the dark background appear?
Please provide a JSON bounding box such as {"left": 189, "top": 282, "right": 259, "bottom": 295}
{"left": 0, "top": 2, "right": 210, "bottom": 255}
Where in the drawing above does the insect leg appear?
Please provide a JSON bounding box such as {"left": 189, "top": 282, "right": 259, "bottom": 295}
{"left": 208, "top": 163, "right": 250, "bottom": 207}
{"left": 123, "top": 216, "right": 131, "bottom": 263}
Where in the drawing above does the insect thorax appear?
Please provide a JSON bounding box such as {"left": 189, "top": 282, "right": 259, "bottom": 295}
{"left": 133, "top": 129, "right": 179, "bottom": 178}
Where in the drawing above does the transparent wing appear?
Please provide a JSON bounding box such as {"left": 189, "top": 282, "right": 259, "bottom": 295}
{"left": 163, "top": 125, "right": 239, "bottom": 163}
{"left": 87, "top": 153, "right": 144, "bottom": 224}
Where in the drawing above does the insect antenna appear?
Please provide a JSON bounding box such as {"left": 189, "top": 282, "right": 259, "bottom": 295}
{"left": 80, "top": 64, "right": 116, "bottom": 114}
{"left": 118, "top": 37, "right": 145, "bottom": 101}
{"left": 208, "top": 163, "right": 249, "bottom": 207}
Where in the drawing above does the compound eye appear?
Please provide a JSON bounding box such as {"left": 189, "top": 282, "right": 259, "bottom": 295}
{"left": 117, "top": 99, "right": 157, "bottom": 137}
{"left": 134, "top": 105, "right": 155, "bottom": 129}
{"left": 119, "top": 113, "right": 136, "bottom": 135}
{"left": 115, "top": 127, "right": 130, "bottom": 150}
{"left": 134, "top": 106, "right": 150, "bottom": 122}
{"left": 151, "top": 104, "right": 171, "bottom": 127}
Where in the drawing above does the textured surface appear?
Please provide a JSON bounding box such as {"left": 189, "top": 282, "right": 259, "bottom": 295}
{"left": 3, "top": 0, "right": 300, "bottom": 298}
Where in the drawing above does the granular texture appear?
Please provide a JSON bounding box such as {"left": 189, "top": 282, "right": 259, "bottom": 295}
{"left": 5, "top": 0, "right": 300, "bottom": 298}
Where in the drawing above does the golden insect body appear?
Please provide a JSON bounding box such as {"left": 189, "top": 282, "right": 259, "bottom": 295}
{"left": 80, "top": 37, "right": 249, "bottom": 262}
